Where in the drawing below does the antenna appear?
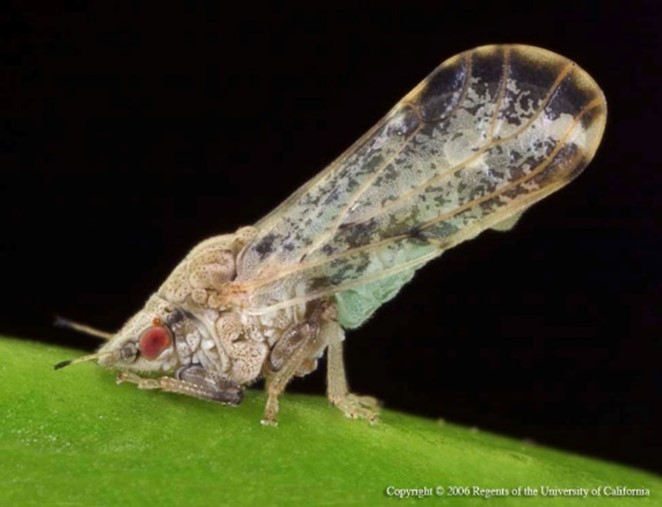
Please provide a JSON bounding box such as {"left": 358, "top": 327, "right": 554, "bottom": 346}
{"left": 54, "top": 350, "right": 115, "bottom": 370}
{"left": 54, "top": 315, "right": 114, "bottom": 341}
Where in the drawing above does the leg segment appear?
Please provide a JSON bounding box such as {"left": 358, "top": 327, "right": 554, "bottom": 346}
{"left": 262, "top": 325, "right": 324, "bottom": 426}
{"left": 262, "top": 300, "right": 380, "bottom": 425}
{"left": 116, "top": 364, "right": 243, "bottom": 405}
{"left": 261, "top": 301, "right": 336, "bottom": 425}
{"left": 323, "top": 320, "right": 380, "bottom": 423}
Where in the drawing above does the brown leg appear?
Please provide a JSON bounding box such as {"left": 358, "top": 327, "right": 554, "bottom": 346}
{"left": 262, "top": 300, "right": 380, "bottom": 425}
{"left": 116, "top": 365, "right": 243, "bottom": 405}
{"left": 262, "top": 327, "right": 324, "bottom": 426}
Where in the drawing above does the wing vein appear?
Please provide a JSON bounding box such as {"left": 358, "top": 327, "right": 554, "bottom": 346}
{"left": 416, "top": 96, "right": 602, "bottom": 232}
{"left": 486, "top": 46, "right": 510, "bottom": 140}
{"left": 235, "top": 94, "right": 601, "bottom": 298}
{"left": 343, "top": 59, "right": 575, "bottom": 228}
{"left": 299, "top": 53, "right": 475, "bottom": 261}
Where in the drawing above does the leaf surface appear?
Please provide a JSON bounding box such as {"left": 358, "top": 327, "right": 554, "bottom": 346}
{"left": 0, "top": 337, "right": 658, "bottom": 506}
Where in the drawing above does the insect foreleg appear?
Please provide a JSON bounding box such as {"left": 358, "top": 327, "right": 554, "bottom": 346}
{"left": 116, "top": 365, "right": 243, "bottom": 405}
{"left": 323, "top": 320, "right": 380, "bottom": 423}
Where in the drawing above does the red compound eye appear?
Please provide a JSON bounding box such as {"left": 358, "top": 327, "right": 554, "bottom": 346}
{"left": 138, "top": 324, "right": 172, "bottom": 360}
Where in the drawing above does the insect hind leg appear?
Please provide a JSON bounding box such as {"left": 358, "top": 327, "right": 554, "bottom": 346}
{"left": 324, "top": 320, "right": 380, "bottom": 423}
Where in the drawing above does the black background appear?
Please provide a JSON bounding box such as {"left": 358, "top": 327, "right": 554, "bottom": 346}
{"left": 3, "top": 2, "right": 660, "bottom": 474}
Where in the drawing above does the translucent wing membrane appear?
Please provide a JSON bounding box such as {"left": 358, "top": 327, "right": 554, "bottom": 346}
{"left": 234, "top": 45, "right": 606, "bottom": 328}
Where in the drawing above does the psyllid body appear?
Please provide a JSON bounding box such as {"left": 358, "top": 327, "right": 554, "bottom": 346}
{"left": 57, "top": 45, "right": 607, "bottom": 425}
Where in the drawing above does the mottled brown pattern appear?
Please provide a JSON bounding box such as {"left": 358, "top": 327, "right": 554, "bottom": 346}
{"left": 234, "top": 45, "right": 606, "bottom": 327}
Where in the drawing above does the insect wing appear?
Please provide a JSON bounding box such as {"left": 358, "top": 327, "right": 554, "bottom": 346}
{"left": 234, "top": 45, "right": 606, "bottom": 327}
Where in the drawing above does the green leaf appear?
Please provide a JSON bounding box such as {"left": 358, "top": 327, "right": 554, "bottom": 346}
{"left": 1, "top": 337, "right": 659, "bottom": 506}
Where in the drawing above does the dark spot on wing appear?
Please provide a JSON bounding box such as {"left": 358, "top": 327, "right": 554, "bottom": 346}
{"left": 562, "top": 150, "right": 590, "bottom": 183}
{"left": 545, "top": 74, "right": 592, "bottom": 121}
{"left": 578, "top": 98, "right": 606, "bottom": 129}
{"left": 510, "top": 46, "right": 568, "bottom": 98}
{"left": 338, "top": 218, "right": 379, "bottom": 248}
{"left": 254, "top": 233, "right": 277, "bottom": 259}
{"left": 406, "top": 226, "right": 431, "bottom": 245}
{"left": 500, "top": 47, "right": 572, "bottom": 126}
{"left": 470, "top": 46, "right": 504, "bottom": 100}
{"left": 321, "top": 244, "right": 336, "bottom": 256}
{"left": 536, "top": 142, "right": 586, "bottom": 185}
{"left": 417, "top": 54, "right": 469, "bottom": 122}
{"left": 309, "top": 275, "right": 332, "bottom": 291}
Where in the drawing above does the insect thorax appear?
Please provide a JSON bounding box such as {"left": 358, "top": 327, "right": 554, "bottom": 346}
{"left": 155, "top": 229, "right": 310, "bottom": 385}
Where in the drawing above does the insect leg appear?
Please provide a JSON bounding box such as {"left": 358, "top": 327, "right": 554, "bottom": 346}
{"left": 116, "top": 366, "right": 243, "bottom": 405}
{"left": 262, "top": 325, "right": 325, "bottom": 426}
{"left": 323, "top": 320, "right": 380, "bottom": 423}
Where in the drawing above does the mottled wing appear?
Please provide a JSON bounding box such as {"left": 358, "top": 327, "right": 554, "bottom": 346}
{"left": 234, "top": 45, "right": 606, "bottom": 328}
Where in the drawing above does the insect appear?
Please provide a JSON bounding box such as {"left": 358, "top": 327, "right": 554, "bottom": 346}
{"left": 56, "top": 44, "right": 606, "bottom": 425}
